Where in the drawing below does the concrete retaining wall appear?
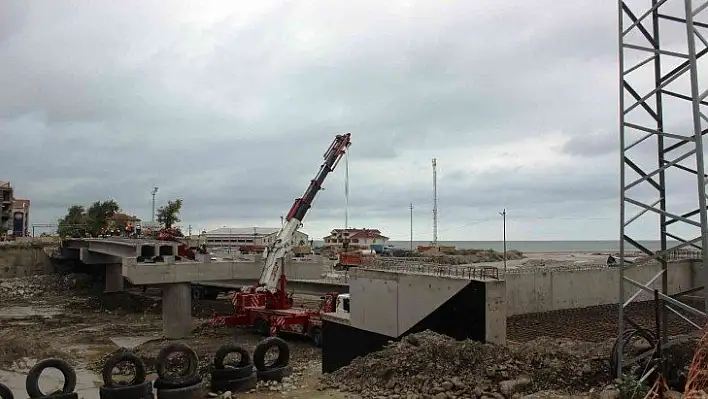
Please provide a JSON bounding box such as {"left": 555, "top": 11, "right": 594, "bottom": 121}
{"left": 0, "top": 245, "right": 56, "bottom": 278}
{"left": 505, "top": 260, "right": 699, "bottom": 316}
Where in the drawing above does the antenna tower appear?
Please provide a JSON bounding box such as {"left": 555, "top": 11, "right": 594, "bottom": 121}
{"left": 432, "top": 158, "right": 438, "bottom": 245}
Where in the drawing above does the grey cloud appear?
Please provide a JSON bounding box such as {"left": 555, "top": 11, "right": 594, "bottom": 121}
{"left": 561, "top": 131, "right": 617, "bottom": 157}
{"left": 1, "top": 0, "right": 700, "bottom": 239}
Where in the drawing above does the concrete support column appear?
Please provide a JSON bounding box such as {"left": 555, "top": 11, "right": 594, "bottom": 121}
{"left": 484, "top": 280, "right": 507, "bottom": 345}
{"left": 162, "top": 283, "right": 192, "bottom": 339}
{"left": 104, "top": 263, "right": 124, "bottom": 293}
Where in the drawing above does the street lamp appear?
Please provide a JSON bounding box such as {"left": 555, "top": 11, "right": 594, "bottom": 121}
{"left": 500, "top": 208, "right": 507, "bottom": 272}
{"left": 151, "top": 187, "right": 158, "bottom": 223}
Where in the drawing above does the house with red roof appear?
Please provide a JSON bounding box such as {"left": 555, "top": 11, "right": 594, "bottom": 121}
{"left": 323, "top": 228, "right": 389, "bottom": 252}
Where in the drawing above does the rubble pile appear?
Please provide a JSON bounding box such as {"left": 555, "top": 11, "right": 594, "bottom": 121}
{"left": 0, "top": 273, "right": 94, "bottom": 301}
{"left": 322, "top": 331, "right": 610, "bottom": 399}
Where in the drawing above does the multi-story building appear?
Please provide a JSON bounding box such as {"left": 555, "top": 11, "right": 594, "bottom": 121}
{"left": 12, "top": 199, "right": 30, "bottom": 237}
{"left": 323, "top": 228, "right": 389, "bottom": 252}
{"left": 202, "top": 227, "right": 310, "bottom": 251}
{"left": 0, "top": 181, "right": 14, "bottom": 235}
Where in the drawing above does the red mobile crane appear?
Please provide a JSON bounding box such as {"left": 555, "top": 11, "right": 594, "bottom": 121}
{"left": 210, "top": 133, "right": 352, "bottom": 345}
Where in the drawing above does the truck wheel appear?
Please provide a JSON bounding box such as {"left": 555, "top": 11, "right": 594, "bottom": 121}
{"left": 253, "top": 318, "right": 270, "bottom": 337}
{"left": 154, "top": 381, "right": 204, "bottom": 399}
{"left": 310, "top": 327, "right": 322, "bottom": 348}
{"left": 156, "top": 343, "right": 199, "bottom": 383}
{"left": 256, "top": 365, "right": 291, "bottom": 382}
{"left": 0, "top": 382, "right": 13, "bottom": 399}
{"left": 153, "top": 373, "right": 202, "bottom": 389}
{"left": 101, "top": 351, "right": 146, "bottom": 388}
{"left": 211, "top": 365, "right": 253, "bottom": 382}
{"left": 214, "top": 344, "right": 251, "bottom": 368}
{"left": 98, "top": 380, "right": 152, "bottom": 399}
{"left": 253, "top": 337, "right": 290, "bottom": 371}
{"left": 25, "top": 358, "right": 77, "bottom": 398}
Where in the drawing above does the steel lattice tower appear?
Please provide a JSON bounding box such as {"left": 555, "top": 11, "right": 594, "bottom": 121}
{"left": 618, "top": 0, "right": 708, "bottom": 377}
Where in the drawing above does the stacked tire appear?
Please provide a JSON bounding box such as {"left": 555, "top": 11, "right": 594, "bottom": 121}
{"left": 98, "top": 351, "right": 152, "bottom": 399}
{"left": 0, "top": 382, "right": 13, "bottom": 399}
{"left": 25, "top": 358, "right": 78, "bottom": 399}
{"left": 209, "top": 344, "right": 256, "bottom": 392}
{"left": 154, "top": 343, "right": 204, "bottom": 398}
{"left": 253, "top": 337, "right": 291, "bottom": 382}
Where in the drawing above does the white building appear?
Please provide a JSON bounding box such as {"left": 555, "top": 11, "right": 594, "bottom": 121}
{"left": 203, "top": 227, "right": 309, "bottom": 251}
{"left": 323, "top": 228, "right": 389, "bottom": 251}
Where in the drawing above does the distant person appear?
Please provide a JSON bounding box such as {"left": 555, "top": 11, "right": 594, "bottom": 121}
{"left": 607, "top": 254, "right": 617, "bottom": 266}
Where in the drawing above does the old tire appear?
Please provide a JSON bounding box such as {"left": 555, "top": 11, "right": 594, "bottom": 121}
{"left": 191, "top": 287, "right": 202, "bottom": 300}
{"left": 253, "top": 337, "right": 290, "bottom": 371}
{"left": 98, "top": 380, "right": 153, "bottom": 399}
{"left": 0, "top": 383, "right": 13, "bottom": 399}
{"left": 211, "top": 373, "right": 257, "bottom": 393}
{"left": 155, "top": 381, "right": 204, "bottom": 399}
{"left": 211, "top": 365, "right": 253, "bottom": 381}
{"left": 253, "top": 318, "right": 270, "bottom": 336}
{"left": 311, "top": 327, "right": 322, "bottom": 347}
{"left": 101, "top": 351, "right": 147, "bottom": 388}
{"left": 36, "top": 394, "right": 78, "bottom": 399}
{"left": 214, "top": 344, "right": 251, "bottom": 369}
{"left": 256, "top": 365, "right": 291, "bottom": 382}
{"left": 156, "top": 343, "right": 199, "bottom": 382}
{"left": 153, "top": 373, "right": 202, "bottom": 390}
{"left": 25, "top": 358, "right": 77, "bottom": 398}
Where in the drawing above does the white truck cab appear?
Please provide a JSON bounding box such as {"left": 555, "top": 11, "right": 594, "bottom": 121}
{"left": 335, "top": 293, "right": 350, "bottom": 314}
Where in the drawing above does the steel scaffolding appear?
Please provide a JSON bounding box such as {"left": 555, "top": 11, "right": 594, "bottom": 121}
{"left": 618, "top": 0, "right": 708, "bottom": 377}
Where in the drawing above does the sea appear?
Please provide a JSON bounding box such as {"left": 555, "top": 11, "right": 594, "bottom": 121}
{"left": 311, "top": 240, "right": 674, "bottom": 253}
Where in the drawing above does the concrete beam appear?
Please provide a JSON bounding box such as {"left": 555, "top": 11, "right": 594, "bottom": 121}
{"left": 79, "top": 248, "right": 122, "bottom": 265}
{"left": 162, "top": 283, "right": 192, "bottom": 339}
{"left": 196, "top": 279, "right": 349, "bottom": 296}
{"left": 62, "top": 238, "right": 180, "bottom": 260}
{"left": 121, "top": 258, "right": 324, "bottom": 285}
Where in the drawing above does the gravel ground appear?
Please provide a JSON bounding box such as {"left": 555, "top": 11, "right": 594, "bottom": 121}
{"left": 0, "top": 273, "right": 699, "bottom": 398}
{"left": 0, "top": 273, "right": 334, "bottom": 398}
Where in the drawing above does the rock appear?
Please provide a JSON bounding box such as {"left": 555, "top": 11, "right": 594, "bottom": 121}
{"left": 499, "top": 376, "right": 532, "bottom": 396}
{"left": 598, "top": 390, "right": 619, "bottom": 399}
{"left": 320, "top": 330, "right": 611, "bottom": 398}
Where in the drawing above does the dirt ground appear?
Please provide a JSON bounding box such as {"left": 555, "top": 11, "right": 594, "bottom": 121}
{"left": 0, "top": 274, "right": 354, "bottom": 398}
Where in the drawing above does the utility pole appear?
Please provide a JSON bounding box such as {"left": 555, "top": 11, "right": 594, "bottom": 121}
{"left": 410, "top": 203, "right": 414, "bottom": 251}
{"left": 432, "top": 158, "right": 438, "bottom": 246}
{"left": 151, "top": 187, "right": 158, "bottom": 223}
{"left": 500, "top": 208, "right": 507, "bottom": 272}
{"left": 188, "top": 224, "right": 192, "bottom": 237}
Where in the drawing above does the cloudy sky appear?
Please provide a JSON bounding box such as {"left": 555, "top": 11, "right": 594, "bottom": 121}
{"left": 1, "top": 1, "right": 704, "bottom": 242}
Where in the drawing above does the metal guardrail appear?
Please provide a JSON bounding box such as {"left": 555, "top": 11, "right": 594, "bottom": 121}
{"left": 357, "top": 263, "right": 501, "bottom": 280}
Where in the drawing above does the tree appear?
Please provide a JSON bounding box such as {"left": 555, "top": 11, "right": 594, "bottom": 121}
{"left": 56, "top": 199, "right": 121, "bottom": 237}
{"left": 156, "top": 198, "right": 183, "bottom": 229}
{"left": 57, "top": 205, "right": 88, "bottom": 238}
{"left": 86, "top": 200, "right": 119, "bottom": 235}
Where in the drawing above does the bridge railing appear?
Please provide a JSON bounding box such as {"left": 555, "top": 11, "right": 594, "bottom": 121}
{"left": 357, "top": 262, "right": 501, "bottom": 280}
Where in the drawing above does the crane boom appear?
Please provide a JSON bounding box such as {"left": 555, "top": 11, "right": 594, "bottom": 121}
{"left": 258, "top": 133, "right": 352, "bottom": 291}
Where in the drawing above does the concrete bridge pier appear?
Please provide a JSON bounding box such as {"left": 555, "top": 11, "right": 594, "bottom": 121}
{"left": 104, "top": 263, "right": 124, "bottom": 293}
{"left": 162, "top": 283, "right": 192, "bottom": 339}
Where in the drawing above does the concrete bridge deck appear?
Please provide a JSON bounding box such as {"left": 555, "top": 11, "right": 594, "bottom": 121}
{"left": 61, "top": 237, "right": 332, "bottom": 338}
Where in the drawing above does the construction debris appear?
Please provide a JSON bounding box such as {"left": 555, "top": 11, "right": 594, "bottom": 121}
{"left": 0, "top": 274, "right": 94, "bottom": 302}
{"left": 321, "top": 330, "right": 613, "bottom": 398}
